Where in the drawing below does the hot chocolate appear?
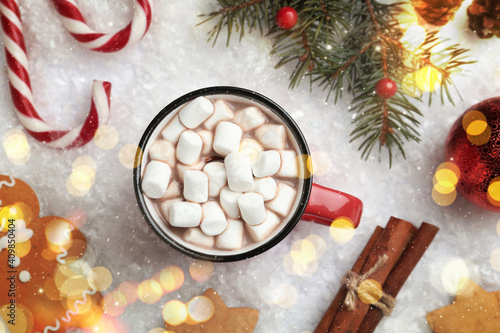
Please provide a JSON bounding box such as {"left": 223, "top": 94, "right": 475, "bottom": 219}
{"left": 139, "top": 95, "right": 305, "bottom": 255}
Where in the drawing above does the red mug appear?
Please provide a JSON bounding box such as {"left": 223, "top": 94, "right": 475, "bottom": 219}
{"left": 134, "top": 87, "right": 362, "bottom": 261}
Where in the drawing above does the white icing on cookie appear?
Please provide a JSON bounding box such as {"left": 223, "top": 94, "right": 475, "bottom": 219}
{"left": 19, "top": 270, "right": 30, "bottom": 283}
{"left": 0, "top": 176, "right": 16, "bottom": 206}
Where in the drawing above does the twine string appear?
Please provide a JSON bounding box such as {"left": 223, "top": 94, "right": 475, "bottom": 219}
{"left": 341, "top": 254, "right": 397, "bottom": 316}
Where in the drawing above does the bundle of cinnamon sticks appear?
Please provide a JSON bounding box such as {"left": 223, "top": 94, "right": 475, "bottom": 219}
{"left": 314, "top": 216, "right": 439, "bottom": 333}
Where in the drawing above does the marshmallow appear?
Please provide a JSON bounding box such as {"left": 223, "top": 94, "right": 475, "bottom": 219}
{"left": 203, "top": 162, "right": 227, "bottom": 197}
{"left": 179, "top": 96, "right": 214, "bottom": 129}
{"left": 176, "top": 161, "right": 204, "bottom": 183}
{"left": 224, "top": 152, "right": 253, "bottom": 192}
{"left": 198, "top": 130, "right": 213, "bottom": 155}
{"left": 159, "top": 198, "right": 182, "bottom": 221}
{"left": 200, "top": 201, "right": 228, "bottom": 236}
{"left": 252, "top": 150, "right": 281, "bottom": 178}
{"left": 161, "top": 181, "right": 181, "bottom": 199}
{"left": 204, "top": 99, "right": 234, "bottom": 131}
{"left": 183, "top": 170, "right": 208, "bottom": 203}
{"left": 141, "top": 160, "right": 172, "bottom": 199}
{"left": 216, "top": 219, "right": 244, "bottom": 250}
{"left": 267, "top": 183, "right": 297, "bottom": 216}
{"left": 219, "top": 186, "right": 242, "bottom": 219}
{"left": 183, "top": 228, "right": 214, "bottom": 248}
{"left": 252, "top": 177, "right": 277, "bottom": 201}
{"left": 176, "top": 130, "right": 203, "bottom": 165}
{"left": 169, "top": 201, "right": 202, "bottom": 227}
{"left": 213, "top": 122, "right": 243, "bottom": 156}
{"left": 246, "top": 210, "right": 281, "bottom": 242}
{"left": 277, "top": 150, "right": 299, "bottom": 178}
{"left": 255, "top": 124, "right": 287, "bottom": 149}
{"left": 161, "top": 115, "right": 186, "bottom": 144}
{"left": 238, "top": 193, "right": 267, "bottom": 225}
{"left": 149, "top": 139, "right": 176, "bottom": 167}
{"left": 234, "top": 106, "right": 266, "bottom": 131}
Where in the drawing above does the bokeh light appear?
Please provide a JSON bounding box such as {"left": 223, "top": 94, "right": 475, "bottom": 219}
{"left": 157, "top": 265, "right": 185, "bottom": 293}
{"left": 400, "top": 24, "right": 426, "bottom": 51}
{"left": 415, "top": 65, "right": 442, "bottom": 92}
{"left": 487, "top": 177, "right": 500, "bottom": 206}
{"left": 186, "top": 296, "right": 215, "bottom": 324}
{"left": 297, "top": 154, "right": 314, "bottom": 180}
{"left": 0, "top": 303, "right": 32, "bottom": 333}
{"left": 67, "top": 156, "right": 97, "bottom": 197}
{"left": 94, "top": 125, "right": 120, "bottom": 150}
{"left": 462, "top": 110, "right": 491, "bottom": 146}
{"left": 396, "top": 3, "right": 419, "bottom": 30}
{"left": 119, "top": 144, "right": 141, "bottom": 169}
{"left": 162, "top": 300, "right": 188, "bottom": 326}
{"left": 432, "top": 162, "right": 460, "bottom": 206}
{"left": 496, "top": 220, "right": 500, "bottom": 237}
{"left": 88, "top": 266, "right": 113, "bottom": 292}
{"left": 3, "top": 129, "right": 31, "bottom": 165}
{"left": 358, "top": 279, "right": 383, "bottom": 305}
{"left": 104, "top": 291, "right": 128, "bottom": 317}
{"left": 401, "top": 72, "right": 422, "bottom": 98}
{"left": 45, "top": 218, "right": 73, "bottom": 253}
{"left": 440, "top": 257, "right": 476, "bottom": 296}
{"left": 329, "top": 217, "right": 355, "bottom": 243}
{"left": 284, "top": 238, "right": 320, "bottom": 276}
{"left": 310, "top": 151, "right": 332, "bottom": 177}
{"left": 269, "top": 284, "right": 298, "bottom": 309}
{"left": 149, "top": 328, "right": 168, "bottom": 333}
{"left": 239, "top": 138, "right": 263, "bottom": 161}
{"left": 490, "top": 247, "right": 500, "bottom": 271}
{"left": 117, "top": 280, "right": 139, "bottom": 305}
{"left": 189, "top": 260, "right": 214, "bottom": 282}
{"left": 137, "top": 279, "right": 164, "bottom": 304}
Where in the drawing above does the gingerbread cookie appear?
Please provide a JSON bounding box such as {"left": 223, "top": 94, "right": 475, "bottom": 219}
{"left": 164, "top": 288, "right": 259, "bottom": 332}
{"left": 426, "top": 279, "right": 500, "bottom": 333}
{"left": 0, "top": 175, "right": 104, "bottom": 332}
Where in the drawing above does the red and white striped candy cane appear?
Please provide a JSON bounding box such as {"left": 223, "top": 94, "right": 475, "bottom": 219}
{"left": 0, "top": 0, "right": 111, "bottom": 149}
{"left": 52, "top": 0, "right": 153, "bottom": 53}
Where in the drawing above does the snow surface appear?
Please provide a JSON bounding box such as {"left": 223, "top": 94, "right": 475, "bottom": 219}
{"left": 0, "top": 0, "right": 499, "bottom": 332}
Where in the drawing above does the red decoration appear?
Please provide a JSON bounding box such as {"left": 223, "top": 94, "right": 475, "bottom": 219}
{"left": 444, "top": 97, "right": 500, "bottom": 213}
{"left": 276, "top": 7, "right": 298, "bottom": 30}
{"left": 375, "top": 78, "right": 398, "bottom": 98}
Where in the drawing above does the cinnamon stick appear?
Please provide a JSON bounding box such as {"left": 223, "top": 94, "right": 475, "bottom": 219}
{"left": 314, "top": 226, "right": 384, "bottom": 333}
{"left": 357, "top": 222, "right": 439, "bottom": 333}
{"left": 329, "top": 217, "right": 417, "bottom": 333}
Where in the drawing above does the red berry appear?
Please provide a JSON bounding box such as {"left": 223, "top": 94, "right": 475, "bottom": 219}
{"left": 375, "top": 78, "right": 398, "bottom": 99}
{"left": 276, "top": 7, "right": 298, "bottom": 30}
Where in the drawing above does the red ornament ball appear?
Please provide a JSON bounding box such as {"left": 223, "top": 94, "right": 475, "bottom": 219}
{"left": 444, "top": 97, "right": 500, "bottom": 212}
{"left": 276, "top": 7, "right": 298, "bottom": 30}
{"left": 375, "top": 78, "right": 398, "bottom": 98}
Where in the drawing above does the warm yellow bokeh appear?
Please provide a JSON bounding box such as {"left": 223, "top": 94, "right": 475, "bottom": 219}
{"left": 415, "top": 65, "right": 442, "bottom": 92}
{"left": 88, "top": 266, "right": 113, "bottom": 292}
{"left": 119, "top": 144, "right": 142, "bottom": 169}
{"left": 186, "top": 296, "right": 215, "bottom": 324}
{"left": 162, "top": 300, "right": 188, "bottom": 326}
{"left": 137, "top": 279, "right": 164, "bottom": 304}
{"left": 158, "top": 265, "right": 185, "bottom": 293}
{"left": 3, "top": 129, "right": 31, "bottom": 165}
{"left": 94, "top": 125, "right": 120, "bottom": 150}
{"left": 189, "top": 260, "right": 214, "bottom": 282}
{"left": 329, "top": 217, "right": 355, "bottom": 243}
{"left": 401, "top": 72, "right": 423, "bottom": 98}
{"left": 487, "top": 177, "right": 500, "bottom": 204}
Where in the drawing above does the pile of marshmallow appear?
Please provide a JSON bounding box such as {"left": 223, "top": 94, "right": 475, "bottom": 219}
{"left": 141, "top": 96, "right": 300, "bottom": 251}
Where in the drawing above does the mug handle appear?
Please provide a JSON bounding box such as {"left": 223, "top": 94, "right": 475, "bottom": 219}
{"left": 302, "top": 183, "right": 363, "bottom": 228}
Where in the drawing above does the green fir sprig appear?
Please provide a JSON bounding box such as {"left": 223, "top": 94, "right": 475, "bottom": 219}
{"left": 198, "top": 0, "right": 473, "bottom": 166}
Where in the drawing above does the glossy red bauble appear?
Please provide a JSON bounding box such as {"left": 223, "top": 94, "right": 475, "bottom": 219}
{"left": 444, "top": 97, "right": 500, "bottom": 213}
{"left": 375, "top": 78, "right": 398, "bottom": 99}
{"left": 276, "top": 7, "right": 298, "bottom": 30}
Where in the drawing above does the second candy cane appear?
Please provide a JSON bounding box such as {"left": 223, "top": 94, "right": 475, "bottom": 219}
{"left": 0, "top": 0, "right": 111, "bottom": 149}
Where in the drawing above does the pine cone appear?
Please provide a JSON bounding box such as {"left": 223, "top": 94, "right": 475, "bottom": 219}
{"left": 411, "top": 0, "right": 465, "bottom": 26}
{"left": 468, "top": 0, "right": 500, "bottom": 38}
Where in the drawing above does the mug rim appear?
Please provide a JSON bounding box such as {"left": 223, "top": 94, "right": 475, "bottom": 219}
{"left": 133, "top": 86, "right": 313, "bottom": 262}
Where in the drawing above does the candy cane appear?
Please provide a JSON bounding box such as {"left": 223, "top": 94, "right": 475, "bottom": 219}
{"left": 0, "top": 0, "right": 111, "bottom": 149}
{"left": 52, "top": 0, "right": 153, "bottom": 52}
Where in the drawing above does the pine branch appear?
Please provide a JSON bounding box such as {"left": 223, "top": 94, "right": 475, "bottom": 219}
{"left": 198, "top": 0, "right": 473, "bottom": 165}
